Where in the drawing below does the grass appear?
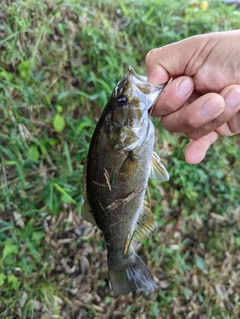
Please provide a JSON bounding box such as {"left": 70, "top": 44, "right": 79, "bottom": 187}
{"left": 0, "top": 0, "right": 240, "bottom": 318}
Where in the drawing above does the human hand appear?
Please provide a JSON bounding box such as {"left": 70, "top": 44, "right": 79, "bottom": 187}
{"left": 146, "top": 30, "right": 240, "bottom": 164}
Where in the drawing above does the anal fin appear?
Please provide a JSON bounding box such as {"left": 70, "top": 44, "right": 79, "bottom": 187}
{"left": 135, "top": 202, "right": 158, "bottom": 240}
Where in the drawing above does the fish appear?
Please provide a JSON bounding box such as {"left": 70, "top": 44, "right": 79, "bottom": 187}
{"left": 82, "top": 66, "right": 170, "bottom": 296}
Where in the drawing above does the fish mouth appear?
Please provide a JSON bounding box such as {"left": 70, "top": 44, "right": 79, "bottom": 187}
{"left": 127, "top": 66, "right": 167, "bottom": 108}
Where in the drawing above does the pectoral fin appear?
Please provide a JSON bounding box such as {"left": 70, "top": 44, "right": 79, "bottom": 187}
{"left": 81, "top": 160, "right": 97, "bottom": 226}
{"left": 149, "top": 151, "right": 170, "bottom": 181}
{"left": 135, "top": 202, "right": 158, "bottom": 240}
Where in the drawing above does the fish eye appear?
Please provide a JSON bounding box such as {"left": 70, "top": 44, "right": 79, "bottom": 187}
{"left": 116, "top": 95, "right": 127, "bottom": 107}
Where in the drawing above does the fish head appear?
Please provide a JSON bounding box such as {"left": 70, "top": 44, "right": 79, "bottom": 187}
{"left": 107, "top": 66, "right": 166, "bottom": 150}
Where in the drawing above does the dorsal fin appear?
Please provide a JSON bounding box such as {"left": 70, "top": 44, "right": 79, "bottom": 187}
{"left": 149, "top": 151, "right": 170, "bottom": 181}
{"left": 135, "top": 202, "right": 158, "bottom": 240}
{"left": 81, "top": 199, "right": 97, "bottom": 226}
{"left": 81, "top": 160, "right": 97, "bottom": 226}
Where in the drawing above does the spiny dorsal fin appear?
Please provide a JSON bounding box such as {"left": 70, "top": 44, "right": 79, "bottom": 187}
{"left": 81, "top": 160, "right": 97, "bottom": 226}
{"left": 135, "top": 202, "right": 158, "bottom": 240}
{"left": 81, "top": 198, "right": 97, "bottom": 226}
{"left": 82, "top": 160, "right": 87, "bottom": 197}
{"left": 149, "top": 151, "right": 170, "bottom": 181}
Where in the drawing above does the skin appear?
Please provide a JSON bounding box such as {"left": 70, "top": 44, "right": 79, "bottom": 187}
{"left": 145, "top": 30, "right": 240, "bottom": 164}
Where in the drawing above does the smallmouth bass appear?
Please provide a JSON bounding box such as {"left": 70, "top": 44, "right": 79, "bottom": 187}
{"left": 82, "top": 66, "right": 169, "bottom": 296}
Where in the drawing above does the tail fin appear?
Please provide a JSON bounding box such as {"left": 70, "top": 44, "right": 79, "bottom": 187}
{"left": 108, "top": 251, "right": 157, "bottom": 297}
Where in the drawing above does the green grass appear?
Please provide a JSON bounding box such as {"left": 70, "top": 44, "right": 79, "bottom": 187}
{"left": 1, "top": 0, "right": 240, "bottom": 318}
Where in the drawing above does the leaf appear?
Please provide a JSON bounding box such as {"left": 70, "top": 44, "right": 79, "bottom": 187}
{"left": 18, "top": 60, "right": 31, "bottom": 79}
{"left": 0, "top": 273, "right": 6, "bottom": 286}
{"left": 53, "top": 114, "right": 65, "bottom": 132}
{"left": 0, "top": 69, "right": 13, "bottom": 81}
{"left": 8, "top": 274, "right": 20, "bottom": 290}
{"left": 61, "top": 193, "right": 75, "bottom": 204}
{"left": 236, "top": 237, "right": 240, "bottom": 246}
{"left": 53, "top": 183, "right": 77, "bottom": 205}
{"left": 104, "top": 296, "right": 112, "bottom": 304}
{"left": 28, "top": 145, "right": 39, "bottom": 161}
{"left": 196, "top": 255, "right": 205, "bottom": 270}
{"left": 56, "top": 105, "right": 63, "bottom": 113}
{"left": 8, "top": 274, "right": 18, "bottom": 284}
{"left": 2, "top": 240, "right": 19, "bottom": 261}
{"left": 182, "top": 287, "right": 192, "bottom": 300}
{"left": 31, "top": 231, "right": 45, "bottom": 244}
{"left": 77, "top": 116, "right": 94, "bottom": 133}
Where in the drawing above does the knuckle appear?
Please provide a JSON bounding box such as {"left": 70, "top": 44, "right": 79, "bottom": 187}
{"left": 183, "top": 114, "right": 200, "bottom": 130}
{"left": 145, "top": 49, "right": 157, "bottom": 64}
{"left": 145, "top": 48, "right": 163, "bottom": 66}
{"left": 162, "top": 100, "right": 178, "bottom": 114}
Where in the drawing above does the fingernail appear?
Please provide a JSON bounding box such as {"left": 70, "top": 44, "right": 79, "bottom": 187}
{"left": 201, "top": 98, "right": 224, "bottom": 117}
{"left": 178, "top": 78, "right": 193, "bottom": 97}
{"left": 225, "top": 89, "right": 240, "bottom": 110}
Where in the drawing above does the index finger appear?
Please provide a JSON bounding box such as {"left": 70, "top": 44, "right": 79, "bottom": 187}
{"left": 146, "top": 48, "right": 170, "bottom": 84}
{"left": 145, "top": 34, "right": 212, "bottom": 84}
